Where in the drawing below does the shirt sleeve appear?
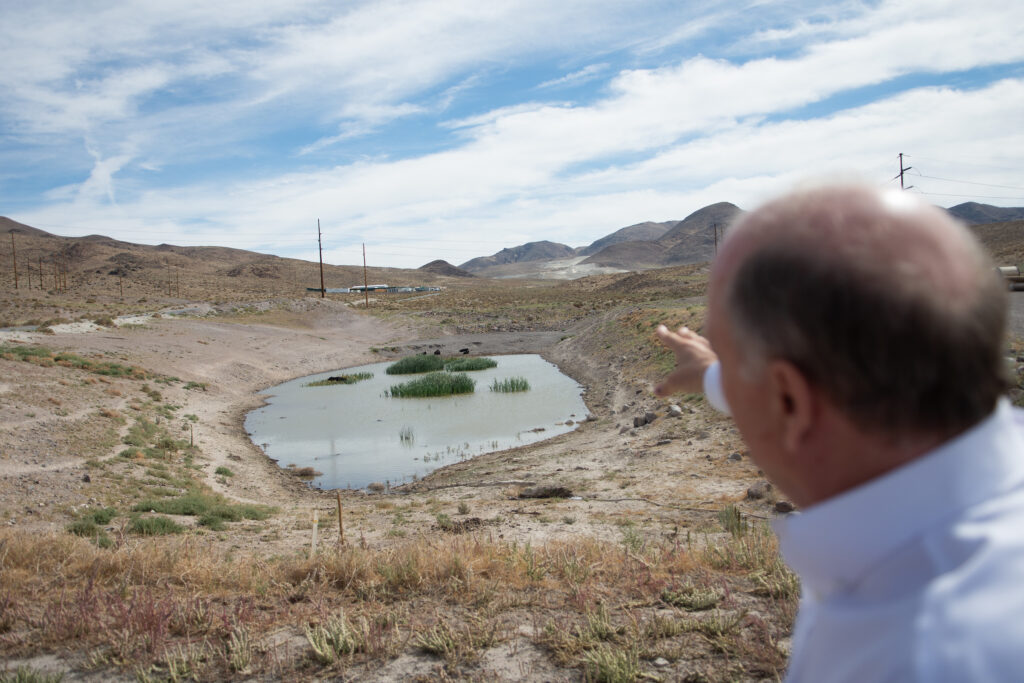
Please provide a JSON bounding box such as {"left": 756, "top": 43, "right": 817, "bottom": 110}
{"left": 702, "top": 360, "right": 731, "bottom": 416}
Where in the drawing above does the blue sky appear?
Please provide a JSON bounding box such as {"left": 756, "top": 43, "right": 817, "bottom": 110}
{"left": 2, "top": 0, "right": 1023, "bottom": 269}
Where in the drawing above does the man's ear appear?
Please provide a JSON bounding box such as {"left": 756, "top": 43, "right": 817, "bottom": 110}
{"left": 766, "top": 359, "right": 815, "bottom": 453}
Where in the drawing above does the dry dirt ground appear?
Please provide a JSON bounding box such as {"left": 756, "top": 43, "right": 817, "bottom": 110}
{"left": 0, "top": 292, "right": 790, "bottom": 681}
{"left": 1, "top": 284, "right": 1022, "bottom": 682}
{"left": 1, "top": 295, "right": 765, "bottom": 556}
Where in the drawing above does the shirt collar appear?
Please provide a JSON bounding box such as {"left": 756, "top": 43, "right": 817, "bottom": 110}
{"left": 774, "top": 399, "right": 1024, "bottom": 597}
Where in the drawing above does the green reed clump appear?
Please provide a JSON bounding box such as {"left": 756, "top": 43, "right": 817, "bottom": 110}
{"left": 444, "top": 357, "right": 497, "bottom": 372}
{"left": 490, "top": 377, "right": 530, "bottom": 393}
{"left": 306, "top": 372, "right": 373, "bottom": 387}
{"left": 388, "top": 372, "right": 475, "bottom": 397}
{"left": 386, "top": 355, "right": 445, "bottom": 375}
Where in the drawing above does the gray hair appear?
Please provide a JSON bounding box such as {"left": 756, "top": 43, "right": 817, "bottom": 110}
{"left": 726, "top": 186, "right": 1008, "bottom": 437}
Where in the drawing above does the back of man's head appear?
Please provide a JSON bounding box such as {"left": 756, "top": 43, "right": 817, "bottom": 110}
{"left": 725, "top": 183, "right": 1008, "bottom": 439}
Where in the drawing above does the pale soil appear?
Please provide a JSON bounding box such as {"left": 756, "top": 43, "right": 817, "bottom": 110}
{"left": 0, "top": 297, "right": 767, "bottom": 541}
{"left": 0, "top": 297, "right": 776, "bottom": 681}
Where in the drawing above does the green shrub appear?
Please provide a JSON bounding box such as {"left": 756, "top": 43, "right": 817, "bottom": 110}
{"left": 129, "top": 515, "right": 183, "bottom": 535}
{"left": 444, "top": 357, "right": 497, "bottom": 372}
{"left": 490, "top": 377, "right": 530, "bottom": 393}
{"left": 67, "top": 519, "right": 100, "bottom": 537}
{"left": 132, "top": 492, "right": 275, "bottom": 526}
{"left": 215, "top": 466, "right": 234, "bottom": 477}
{"left": 386, "top": 355, "right": 444, "bottom": 375}
{"left": 388, "top": 372, "right": 475, "bottom": 397}
{"left": 83, "top": 507, "right": 117, "bottom": 525}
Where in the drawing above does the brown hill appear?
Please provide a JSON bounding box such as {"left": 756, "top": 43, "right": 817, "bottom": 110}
{"left": 576, "top": 221, "right": 677, "bottom": 257}
{"left": 971, "top": 219, "right": 1024, "bottom": 265}
{"left": 418, "top": 260, "right": 475, "bottom": 277}
{"left": 0, "top": 217, "right": 453, "bottom": 313}
{"left": 583, "top": 202, "right": 742, "bottom": 269}
{"left": 459, "top": 240, "right": 575, "bottom": 272}
{"left": 949, "top": 202, "right": 1024, "bottom": 225}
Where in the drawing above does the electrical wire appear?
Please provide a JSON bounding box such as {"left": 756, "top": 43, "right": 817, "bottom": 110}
{"left": 908, "top": 170, "right": 1024, "bottom": 192}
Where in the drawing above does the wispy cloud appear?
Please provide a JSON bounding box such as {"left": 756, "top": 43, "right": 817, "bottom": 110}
{"left": 537, "top": 64, "right": 610, "bottom": 89}
{"left": 3, "top": 0, "right": 1023, "bottom": 268}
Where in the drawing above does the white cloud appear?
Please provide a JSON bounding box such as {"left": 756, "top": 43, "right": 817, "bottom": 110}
{"left": 5, "top": 0, "right": 1024, "bottom": 269}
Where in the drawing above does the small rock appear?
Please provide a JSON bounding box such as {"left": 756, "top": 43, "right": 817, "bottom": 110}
{"left": 727, "top": 453, "right": 742, "bottom": 462}
{"left": 746, "top": 481, "right": 773, "bottom": 500}
{"left": 633, "top": 416, "right": 645, "bottom": 428}
{"left": 775, "top": 501, "right": 796, "bottom": 514}
{"left": 654, "top": 657, "right": 669, "bottom": 668}
{"left": 81, "top": 474, "right": 91, "bottom": 483}
{"left": 564, "top": 419, "right": 574, "bottom": 426}
{"left": 619, "top": 426, "right": 630, "bottom": 435}
{"left": 668, "top": 404, "right": 683, "bottom": 417}
{"left": 644, "top": 411, "right": 657, "bottom": 424}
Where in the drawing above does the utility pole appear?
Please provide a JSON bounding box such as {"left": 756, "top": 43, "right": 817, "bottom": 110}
{"left": 317, "top": 219, "right": 325, "bottom": 298}
{"left": 898, "top": 153, "right": 913, "bottom": 190}
{"left": 9, "top": 232, "right": 18, "bottom": 290}
{"left": 362, "top": 243, "right": 369, "bottom": 308}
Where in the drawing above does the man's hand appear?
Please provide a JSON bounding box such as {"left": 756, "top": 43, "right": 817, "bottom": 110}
{"left": 653, "top": 324, "right": 718, "bottom": 397}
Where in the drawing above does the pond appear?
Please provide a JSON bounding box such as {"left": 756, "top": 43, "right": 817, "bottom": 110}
{"left": 244, "top": 354, "right": 588, "bottom": 490}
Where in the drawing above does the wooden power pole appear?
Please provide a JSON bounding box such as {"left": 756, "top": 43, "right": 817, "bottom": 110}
{"left": 898, "top": 153, "right": 914, "bottom": 190}
{"left": 318, "top": 219, "right": 325, "bottom": 298}
{"left": 10, "top": 232, "right": 18, "bottom": 290}
{"left": 362, "top": 243, "right": 369, "bottom": 308}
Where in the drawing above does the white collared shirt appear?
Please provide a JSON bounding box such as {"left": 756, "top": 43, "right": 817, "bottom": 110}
{"left": 774, "top": 399, "right": 1024, "bottom": 682}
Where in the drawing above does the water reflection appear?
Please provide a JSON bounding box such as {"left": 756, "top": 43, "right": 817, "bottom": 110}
{"left": 245, "top": 354, "right": 587, "bottom": 489}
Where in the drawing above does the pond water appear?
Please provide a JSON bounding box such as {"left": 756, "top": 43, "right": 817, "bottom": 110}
{"left": 244, "top": 354, "right": 588, "bottom": 490}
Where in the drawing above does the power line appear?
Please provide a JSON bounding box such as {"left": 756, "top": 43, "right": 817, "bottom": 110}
{"left": 910, "top": 172, "right": 1024, "bottom": 192}
{"left": 909, "top": 190, "right": 1024, "bottom": 201}
{"left": 901, "top": 154, "right": 1021, "bottom": 173}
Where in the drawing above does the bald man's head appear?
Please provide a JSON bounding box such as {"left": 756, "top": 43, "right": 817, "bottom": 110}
{"left": 718, "top": 184, "right": 1008, "bottom": 438}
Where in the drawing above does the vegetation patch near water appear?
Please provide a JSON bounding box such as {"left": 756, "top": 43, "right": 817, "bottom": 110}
{"left": 388, "top": 372, "right": 475, "bottom": 397}
{"left": 444, "top": 357, "right": 497, "bottom": 372}
{"left": 490, "top": 376, "right": 530, "bottom": 393}
{"left": 386, "top": 355, "right": 445, "bottom": 374}
{"left": 306, "top": 371, "right": 373, "bottom": 387}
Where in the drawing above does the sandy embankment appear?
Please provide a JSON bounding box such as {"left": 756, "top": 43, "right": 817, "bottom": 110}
{"left": 0, "top": 298, "right": 759, "bottom": 550}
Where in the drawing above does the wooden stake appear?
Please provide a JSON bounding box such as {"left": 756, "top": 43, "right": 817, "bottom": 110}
{"left": 311, "top": 509, "right": 319, "bottom": 554}
{"left": 336, "top": 491, "right": 344, "bottom": 545}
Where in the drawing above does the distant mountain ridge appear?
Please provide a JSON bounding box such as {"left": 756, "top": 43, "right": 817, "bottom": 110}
{"left": 457, "top": 200, "right": 1024, "bottom": 279}
{"left": 419, "top": 260, "right": 475, "bottom": 277}
{"left": 576, "top": 221, "right": 677, "bottom": 257}
{"left": 948, "top": 202, "right": 1024, "bottom": 225}
{"left": 457, "top": 202, "right": 742, "bottom": 277}
{"left": 459, "top": 240, "right": 576, "bottom": 271}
